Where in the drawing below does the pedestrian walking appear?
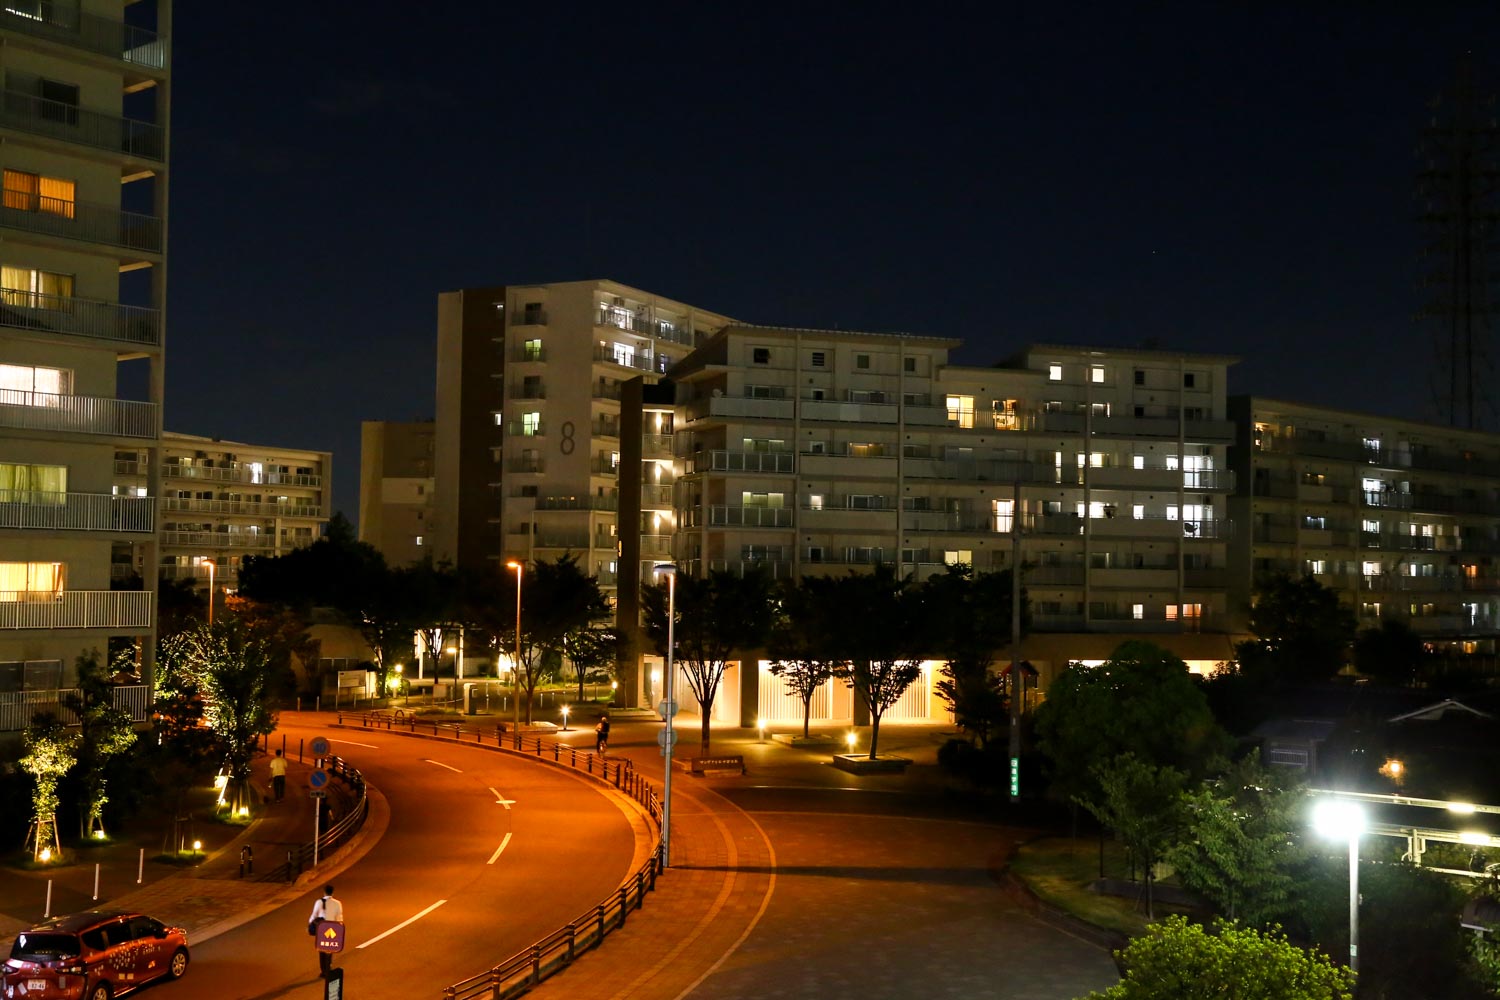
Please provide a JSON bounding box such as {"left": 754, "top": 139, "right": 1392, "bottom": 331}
{"left": 308, "top": 884, "right": 344, "bottom": 977}
{"left": 270, "top": 749, "right": 287, "bottom": 803}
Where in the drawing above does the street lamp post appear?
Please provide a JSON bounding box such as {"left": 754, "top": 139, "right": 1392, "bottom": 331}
{"left": 1313, "top": 799, "right": 1366, "bottom": 975}
{"left": 203, "top": 558, "right": 216, "bottom": 625}
{"left": 653, "top": 563, "right": 677, "bottom": 868}
{"left": 506, "top": 560, "right": 523, "bottom": 734}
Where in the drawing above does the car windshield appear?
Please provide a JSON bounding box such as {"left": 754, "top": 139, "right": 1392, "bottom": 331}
{"left": 11, "top": 933, "right": 81, "bottom": 960}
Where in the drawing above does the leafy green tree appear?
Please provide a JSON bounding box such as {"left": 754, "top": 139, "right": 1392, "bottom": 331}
{"left": 1082, "top": 915, "right": 1353, "bottom": 1000}
{"left": 1236, "top": 573, "right": 1357, "bottom": 683}
{"left": 65, "top": 651, "right": 137, "bottom": 839}
{"left": 1353, "top": 617, "right": 1427, "bottom": 686}
{"left": 564, "top": 623, "right": 619, "bottom": 704}
{"left": 182, "top": 620, "right": 281, "bottom": 814}
{"left": 1034, "top": 641, "right": 1228, "bottom": 804}
{"left": 1165, "top": 751, "right": 1306, "bottom": 927}
{"left": 1078, "top": 753, "right": 1186, "bottom": 919}
{"left": 149, "top": 632, "right": 220, "bottom": 850}
{"left": 827, "top": 566, "right": 928, "bottom": 759}
{"left": 766, "top": 577, "right": 843, "bottom": 738}
{"left": 643, "top": 568, "right": 773, "bottom": 753}
{"left": 20, "top": 714, "right": 77, "bottom": 861}
{"left": 922, "top": 564, "right": 1023, "bottom": 749}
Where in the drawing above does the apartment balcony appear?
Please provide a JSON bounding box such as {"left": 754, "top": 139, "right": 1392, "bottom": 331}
{"left": 507, "top": 383, "right": 546, "bottom": 400}
{"left": 800, "top": 399, "right": 900, "bottom": 424}
{"left": 590, "top": 420, "right": 620, "bottom": 440}
{"left": 534, "top": 533, "right": 590, "bottom": 549}
{"left": 510, "top": 347, "right": 547, "bottom": 363}
{"left": 901, "top": 511, "right": 992, "bottom": 533}
{"left": 1366, "top": 445, "right": 1500, "bottom": 480}
{"left": 640, "top": 483, "right": 673, "bottom": 508}
{"left": 688, "top": 558, "right": 794, "bottom": 579}
{"left": 685, "top": 450, "right": 795, "bottom": 475}
{"left": 590, "top": 458, "right": 619, "bottom": 476}
{"left": 1025, "top": 566, "right": 1086, "bottom": 586}
{"left": 0, "top": 4, "right": 166, "bottom": 70}
{"left": 1360, "top": 575, "right": 1463, "bottom": 593}
{"left": 0, "top": 589, "right": 151, "bottom": 630}
{"left": 163, "top": 466, "right": 323, "bottom": 488}
{"left": 1090, "top": 567, "right": 1178, "bottom": 590}
{"left": 640, "top": 534, "right": 673, "bottom": 557}
{"left": 506, "top": 457, "right": 544, "bottom": 474}
{"left": 1081, "top": 613, "right": 1228, "bottom": 634}
{"left": 1088, "top": 515, "right": 1231, "bottom": 540}
{"left": 510, "top": 309, "right": 547, "bottom": 326}
{"left": 1184, "top": 568, "right": 1227, "bottom": 589}
{"left": 642, "top": 433, "right": 673, "bottom": 456}
{"left": 1031, "top": 612, "right": 1087, "bottom": 630}
{"left": 161, "top": 530, "right": 278, "bottom": 550}
{"left": 0, "top": 289, "right": 159, "bottom": 347}
{"left": 0, "top": 90, "right": 163, "bottom": 162}
{"left": 592, "top": 345, "right": 667, "bottom": 374}
{"left": 162, "top": 497, "right": 322, "bottom": 518}
{"left": 0, "top": 390, "right": 155, "bottom": 438}
{"left": 684, "top": 396, "right": 794, "bottom": 422}
{"left": 592, "top": 382, "right": 623, "bottom": 401}
{"left": 535, "top": 494, "right": 618, "bottom": 512}
{"left": 1087, "top": 468, "right": 1237, "bottom": 491}
{"left": 113, "top": 459, "right": 145, "bottom": 476}
{"left": 0, "top": 490, "right": 152, "bottom": 531}
{"left": 903, "top": 458, "right": 1057, "bottom": 484}
{"left": 0, "top": 190, "right": 162, "bottom": 254}
{"left": 506, "top": 424, "right": 546, "bottom": 438}
{"left": 798, "top": 452, "right": 897, "bottom": 479}
{"left": 689, "top": 505, "right": 794, "bottom": 529}
{"left": 596, "top": 308, "right": 695, "bottom": 346}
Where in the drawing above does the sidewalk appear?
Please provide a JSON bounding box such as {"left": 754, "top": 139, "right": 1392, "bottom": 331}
{"left": 0, "top": 746, "right": 382, "bottom": 947}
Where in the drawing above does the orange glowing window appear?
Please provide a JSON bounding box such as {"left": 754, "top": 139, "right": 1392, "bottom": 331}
{"left": 3, "top": 169, "right": 74, "bottom": 218}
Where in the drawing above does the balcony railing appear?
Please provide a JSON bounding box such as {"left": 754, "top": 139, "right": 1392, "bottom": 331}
{"left": 510, "top": 347, "right": 547, "bottom": 363}
{"left": 590, "top": 458, "right": 619, "bottom": 476}
{"left": 596, "top": 307, "right": 695, "bottom": 346}
{"left": 161, "top": 530, "right": 278, "bottom": 549}
{"left": 508, "top": 383, "right": 546, "bottom": 400}
{"left": 163, "top": 465, "right": 323, "bottom": 487}
{"left": 534, "top": 533, "right": 590, "bottom": 549}
{"left": 162, "top": 497, "right": 322, "bottom": 518}
{"left": 507, "top": 458, "right": 544, "bottom": 474}
{"left": 0, "top": 390, "right": 154, "bottom": 438}
{"left": 535, "top": 494, "right": 618, "bottom": 512}
{"left": 590, "top": 421, "right": 620, "bottom": 439}
{"left": 0, "top": 89, "right": 163, "bottom": 161}
{"left": 706, "top": 505, "right": 794, "bottom": 528}
{"left": 0, "top": 682, "right": 150, "bottom": 731}
{"left": 510, "top": 309, "right": 547, "bottom": 326}
{"left": 0, "top": 4, "right": 166, "bottom": 69}
{"left": 0, "top": 189, "right": 161, "bottom": 253}
{"left": 0, "top": 590, "right": 151, "bottom": 630}
{"left": 0, "top": 288, "right": 159, "bottom": 347}
{"left": 687, "top": 450, "right": 795, "bottom": 475}
{"left": 640, "top": 484, "right": 673, "bottom": 508}
{"left": 640, "top": 534, "right": 672, "bottom": 557}
{"left": 685, "top": 558, "right": 794, "bottom": 579}
{"left": 641, "top": 433, "right": 672, "bottom": 455}
{"left": 0, "top": 491, "right": 152, "bottom": 531}
{"left": 506, "top": 423, "right": 546, "bottom": 437}
{"left": 592, "top": 346, "right": 667, "bottom": 374}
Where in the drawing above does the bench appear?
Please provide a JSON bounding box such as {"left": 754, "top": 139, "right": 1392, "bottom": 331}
{"left": 690, "top": 755, "right": 745, "bottom": 775}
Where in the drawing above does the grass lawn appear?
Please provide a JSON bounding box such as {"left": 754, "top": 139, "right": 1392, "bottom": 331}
{"left": 1009, "top": 835, "right": 1160, "bottom": 939}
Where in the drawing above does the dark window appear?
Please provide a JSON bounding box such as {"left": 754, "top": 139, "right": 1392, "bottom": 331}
{"left": 523, "top": 302, "right": 544, "bottom": 323}
{"left": 1184, "top": 373, "right": 1196, "bottom": 388}
{"left": 12, "top": 933, "right": 82, "bottom": 959}
{"left": 810, "top": 351, "right": 826, "bottom": 367}
{"left": 1134, "top": 405, "right": 1145, "bottom": 418}
{"left": 855, "top": 354, "right": 870, "bottom": 369}
{"left": 1134, "top": 369, "right": 1144, "bottom": 386}
{"left": 37, "top": 77, "right": 79, "bottom": 125}
{"left": 904, "top": 357, "right": 916, "bottom": 373}
{"left": 752, "top": 348, "right": 770, "bottom": 365}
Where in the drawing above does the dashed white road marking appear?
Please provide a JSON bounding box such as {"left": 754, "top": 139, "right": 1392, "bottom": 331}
{"left": 424, "top": 759, "right": 462, "bottom": 773}
{"left": 356, "top": 900, "right": 447, "bottom": 950}
{"left": 487, "top": 832, "right": 513, "bottom": 866}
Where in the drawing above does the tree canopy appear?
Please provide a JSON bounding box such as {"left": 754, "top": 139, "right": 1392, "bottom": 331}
{"left": 766, "top": 576, "right": 845, "bottom": 738}
{"left": 1236, "top": 573, "right": 1357, "bottom": 683}
{"left": 828, "top": 566, "right": 927, "bottom": 758}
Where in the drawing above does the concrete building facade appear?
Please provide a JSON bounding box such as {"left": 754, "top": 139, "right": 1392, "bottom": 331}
{"left": 358, "top": 419, "right": 434, "bottom": 567}
{"left": 0, "top": 0, "right": 170, "bottom": 697}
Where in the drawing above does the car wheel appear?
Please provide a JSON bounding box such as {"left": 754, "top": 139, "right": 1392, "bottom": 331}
{"left": 168, "top": 947, "right": 190, "bottom": 979}
{"left": 89, "top": 983, "right": 111, "bottom": 1000}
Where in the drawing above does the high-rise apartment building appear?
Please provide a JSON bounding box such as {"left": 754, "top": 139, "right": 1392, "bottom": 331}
{"left": 433, "top": 280, "right": 732, "bottom": 580}
{"left": 0, "top": 1, "right": 169, "bottom": 689}
{"left": 114, "top": 432, "right": 329, "bottom": 592}
{"left": 358, "top": 419, "right": 434, "bottom": 567}
{"left": 1229, "top": 397, "right": 1500, "bottom": 650}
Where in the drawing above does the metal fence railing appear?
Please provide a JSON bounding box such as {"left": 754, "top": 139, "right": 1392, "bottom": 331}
{"left": 259, "top": 755, "right": 369, "bottom": 883}
{"left": 333, "top": 711, "right": 663, "bottom": 1000}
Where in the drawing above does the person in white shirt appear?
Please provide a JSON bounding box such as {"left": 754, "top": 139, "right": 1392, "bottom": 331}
{"left": 309, "top": 884, "right": 344, "bottom": 976}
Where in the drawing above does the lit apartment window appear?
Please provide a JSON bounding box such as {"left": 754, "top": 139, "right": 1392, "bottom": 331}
{"left": 946, "top": 395, "right": 974, "bottom": 429}
{"left": 0, "top": 462, "right": 64, "bottom": 503}
{"left": 610, "top": 451, "right": 620, "bottom": 469}
{"left": 0, "top": 363, "right": 68, "bottom": 404}
{"left": 808, "top": 494, "right": 824, "bottom": 510}
{"left": 521, "top": 412, "right": 541, "bottom": 436}
{"left": 415, "top": 535, "right": 424, "bottom": 546}
{"left": 522, "top": 338, "right": 543, "bottom": 360}
{"left": 1, "top": 266, "right": 72, "bottom": 308}
{"left": 1363, "top": 519, "right": 1379, "bottom": 532}
{"left": 1166, "top": 604, "right": 1178, "bottom": 621}
{"left": 1091, "top": 365, "right": 1105, "bottom": 384}
{"left": 1132, "top": 604, "right": 1144, "bottom": 619}
{"left": 611, "top": 342, "right": 636, "bottom": 367}
{"left": 944, "top": 550, "right": 972, "bottom": 566}
{"left": 1183, "top": 603, "right": 1202, "bottom": 620}
{"left": 1132, "top": 455, "right": 1145, "bottom": 469}
{"left": 1362, "top": 602, "right": 1381, "bottom": 617}
{"left": 1362, "top": 561, "right": 1381, "bottom": 576}
{"left": 992, "top": 399, "right": 1019, "bottom": 429}
{"left": 0, "top": 561, "right": 63, "bottom": 600}
{"left": 1132, "top": 504, "right": 1145, "bottom": 519}
{"left": 856, "top": 354, "right": 870, "bottom": 370}
{"left": 993, "top": 499, "right": 1013, "bottom": 533}
{"left": 1306, "top": 559, "right": 1326, "bottom": 574}
{"left": 3, "top": 170, "right": 74, "bottom": 218}
{"left": 848, "top": 443, "right": 883, "bottom": 458}
{"left": 492, "top": 412, "right": 503, "bottom": 426}
{"left": 1048, "top": 364, "right": 1062, "bottom": 381}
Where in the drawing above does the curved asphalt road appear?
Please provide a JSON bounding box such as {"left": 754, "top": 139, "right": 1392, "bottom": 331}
{"left": 147, "top": 713, "right": 646, "bottom": 1000}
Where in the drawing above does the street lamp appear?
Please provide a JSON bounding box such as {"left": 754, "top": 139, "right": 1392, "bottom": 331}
{"left": 653, "top": 562, "right": 677, "bottom": 867}
{"left": 506, "top": 560, "right": 523, "bottom": 735}
{"left": 202, "top": 557, "right": 216, "bottom": 625}
{"left": 561, "top": 705, "right": 571, "bottom": 731}
{"left": 1313, "top": 799, "right": 1366, "bottom": 975}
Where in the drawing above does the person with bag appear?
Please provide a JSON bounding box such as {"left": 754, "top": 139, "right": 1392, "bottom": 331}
{"left": 308, "top": 884, "right": 345, "bottom": 977}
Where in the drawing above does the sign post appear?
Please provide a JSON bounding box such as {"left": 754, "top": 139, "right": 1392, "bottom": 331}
{"left": 309, "top": 743, "right": 329, "bottom": 867}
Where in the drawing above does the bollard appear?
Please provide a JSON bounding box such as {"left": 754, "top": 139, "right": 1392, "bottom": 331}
{"left": 137, "top": 847, "right": 144, "bottom": 884}
{"left": 44, "top": 879, "right": 52, "bottom": 918}
{"left": 239, "top": 845, "right": 253, "bottom": 878}
{"left": 299, "top": 737, "right": 304, "bottom": 764}
{"left": 93, "top": 863, "right": 100, "bottom": 901}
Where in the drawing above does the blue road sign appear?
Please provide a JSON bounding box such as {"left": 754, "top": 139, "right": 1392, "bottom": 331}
{"left": 310, "top": 769, "right": 329, "bottom": 790}
{"left": 311, "top": 736, "right": 330, "bottom": 757}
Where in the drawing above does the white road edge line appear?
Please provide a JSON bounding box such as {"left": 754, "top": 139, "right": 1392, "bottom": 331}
{"left": 330, "top": 739, "right": 379, "bottom": 749}
{"left": 487, "top": 832, "right": 513, "bottom": 866}
{"left": 424, "top": 759, "right": 462, "bottom": 773}
{"left": 356, "top": 899, "right": 447, "bottom": 950}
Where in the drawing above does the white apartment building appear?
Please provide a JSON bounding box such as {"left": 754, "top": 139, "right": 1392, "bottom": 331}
{"left": 433, "top": 279, "right": 733, "bottom": 583}
{"left": 114, "top": 432, "right": 330, "bottom": 592}
{"left": 358, "top": 419, "right": 434, "bottom": 568}
{"left": 1229, "top": 397, "right": 1500, "bottom": 650}
{"left": 0, "top": 1, "right": 169, "bottom": 702}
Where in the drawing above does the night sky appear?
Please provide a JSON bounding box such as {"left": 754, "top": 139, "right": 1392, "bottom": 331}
{"left": 167, "top": 4, "right": 1500, "bottom": 519}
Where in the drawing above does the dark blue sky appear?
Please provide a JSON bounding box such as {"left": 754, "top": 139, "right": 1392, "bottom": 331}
{"left": 167, "top": 4, "right": 1500, "bottom": 519}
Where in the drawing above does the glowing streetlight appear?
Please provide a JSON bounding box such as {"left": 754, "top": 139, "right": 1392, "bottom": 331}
{"left": 561, "top": 705, "right": 571, "bottom": 731}
{"left": 1312, "top": 799, "right": 1366, "bottom": 975}
{"left": 506, "top": 560, "right": 523, "bottom": 734}
{"left": 845, "top": 731, "right": 857, "bottom": 752}
{"left": 654, "top": 563, "right": 677, "bottom": 867}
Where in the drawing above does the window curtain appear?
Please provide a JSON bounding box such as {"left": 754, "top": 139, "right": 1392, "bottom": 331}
{"left": 2, "top": 169, "right": 36, "bottom": 211}
{"left": 0, "top": 462, "right": 65, "bottom": 503}
{"left": 0, "top": 561, "right": 63, "bottom": 601}
{"left": 37, "top": 176, "right": 74, "bottom": 218}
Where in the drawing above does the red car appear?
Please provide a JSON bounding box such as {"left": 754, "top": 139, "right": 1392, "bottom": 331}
{"left": 4, "top": 910, "right": 189, "bottom": 1000}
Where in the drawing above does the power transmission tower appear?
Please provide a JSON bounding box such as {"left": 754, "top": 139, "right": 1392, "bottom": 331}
{"left": 1418, "top": 58, "right": 1500, "bottom": 430}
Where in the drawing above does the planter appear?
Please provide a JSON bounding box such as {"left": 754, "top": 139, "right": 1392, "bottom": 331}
{"left": 832, "top": 753, "right": 911, "bottom": 775}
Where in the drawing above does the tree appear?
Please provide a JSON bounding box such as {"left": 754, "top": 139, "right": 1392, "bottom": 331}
{"left": 564, "top": 623, "right": 619, "bottom": 704}
{"left": 1353, "top": 617, "right": 1427, "bottom": 685}
{"left": 65, "top": 651, "right": 137, "bottom": 839}
{"left": 149, "top": 632, "right": 220, "bottom": 853}
{"left": 1236, "top": 573, "right": 1357, "bottom": 683}
{"left": 1082, "top": 915, "right": 1353, "bottom": 1000}
{"left": 20, "top": 713, "right": 77, "bottom": 861}
{"left": 398, "top": 561, "right": 463, "bottom": 690}
{"left": 828, "top": 566, "right": 928, "bottom": 759}
{"left": 182, "top": 619, "right": 282, "bottom": 815}
{"left": 1165, "top": 751, "right": 1306, "bottom": 927}
{"left": 1033, "top": 641, "right": 1228, "bottom": 804}
{"left": 642, "top": 568, "right": 773, "bottom": 753}
{"left": 766, "top": 577, "right": 843, "bottom": 738}
{"left": 1078, "top": 753, "right": 1186, "bottom": 919}
{"left": 923, "top": 564, "right": 1023, "bottom": 749}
